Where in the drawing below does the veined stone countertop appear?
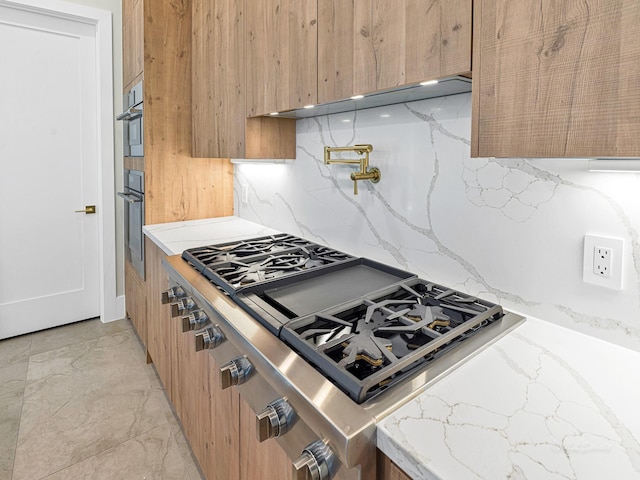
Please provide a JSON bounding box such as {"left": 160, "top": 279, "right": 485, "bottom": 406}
{"left": 377, "top": 317, "right": 640, "bottom": 480}
{"left": 142, "top": 216, "right": 279, "bottom": 256}
{"left": 142, "top": 216, "right": 640, "bottom": 480}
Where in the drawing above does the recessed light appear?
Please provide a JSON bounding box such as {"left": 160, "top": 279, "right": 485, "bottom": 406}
{"left": 420, "top": 80, "right": 439, "bottom": 86}
{"left": 350, "top": 95, "right": 364, "bottom": 100}
{"left": 380, "top": 114, "right": 390, "bottom": 118}
{"left": 303, "top": 104, "right": 315, "bottom": 109}
{"left": 342, "top": 119, "right": 351, "bottom": 123}
{"left": 269, "top": 112, "right": 279, "bottom": 116}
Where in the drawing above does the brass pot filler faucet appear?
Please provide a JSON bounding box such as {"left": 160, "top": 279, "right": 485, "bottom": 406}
{"left": 323, "top": 144, "right": 381, "bottom": 195}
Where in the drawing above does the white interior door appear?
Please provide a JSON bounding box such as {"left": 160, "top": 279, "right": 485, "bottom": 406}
{"left": 0, "top": 4, "right": 100, "bottom": 339}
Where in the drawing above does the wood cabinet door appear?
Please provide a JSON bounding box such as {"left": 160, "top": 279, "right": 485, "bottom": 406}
{"left": 246, "top": 0, "right": 318, "bottom": 116}
{"left": 192, "top": 0, "right": 297, "bottom": 159}
{"left": 192, "top": 0, "right": 246, "bottom": 159}
{"left": 318, "top": 0, "right": 472, "bottom": 104}
{"left": 376, "top": 449, "right": 412, "bottom": 480}
{"left": 239, "top": 397, "right": 294, "bottom": 480}
{"left": 143, "top": 0, "right": 234, "bottom": 224}
{"left": 145, "top": 238, "right": 173, "bottom": 396}
{"left": 122, "top": 0, "right": 143, "bottom": 90}
{"left": 472, "top": 0, "right": 640, "bottom": 158}
{"left": 172, "top": 326, "right": 212, "bottom": 471}
{"left": 204, "top": 353, "right": 240, "bottom": 480}
{"left": 125, "top": 259, "right": 146, "bottom": 346}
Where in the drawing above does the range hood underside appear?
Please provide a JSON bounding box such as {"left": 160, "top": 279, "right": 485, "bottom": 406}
{"left": 274, "top": 75, "right": 472, "bottom": 119}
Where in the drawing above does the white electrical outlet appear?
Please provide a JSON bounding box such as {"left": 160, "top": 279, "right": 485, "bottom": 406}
{"left": 593, "top": 246, "right": 612, "bottom": 278}
{"left": 583, "top": 234, "right": 624, "bottom": 290}
{"left": 241, "top": 184, "right": 249, "bottom": 205}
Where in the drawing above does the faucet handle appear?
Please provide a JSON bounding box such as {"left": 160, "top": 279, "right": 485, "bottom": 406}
{"left": 350, "top": 168, "right": 381, "bottom": 196}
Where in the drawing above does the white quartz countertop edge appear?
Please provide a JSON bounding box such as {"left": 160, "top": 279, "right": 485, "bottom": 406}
{"left": 142, "top": 217, "right": 640, "bottom": 480}
{"left": 376, "top": 316, "right": 640, "bottom": 480}
{"left": 142, "top": 216, "right": 281, "bottom": 256}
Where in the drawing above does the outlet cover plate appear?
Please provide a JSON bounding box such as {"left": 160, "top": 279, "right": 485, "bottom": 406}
{"left": 241, "top": 184, "right": 249, "bottom": 205}
{"left": 583, "top": 234, "right": 624, "bottom": 290}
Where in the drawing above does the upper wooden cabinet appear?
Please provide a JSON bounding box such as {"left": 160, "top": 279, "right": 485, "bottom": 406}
{"left": 318, "top": 0, "right": 472, "bottom": 104}
{"left": 246, "top": 0, "right": 318, "bottom": 116}
{"left": 472, "top": 0, "right": 640, "bottom": 158}
{"left": 192, "top": 0, "right": 246, "bottom": 158}
{"left": 191, "top": 0, "right": 296, "bottom": 159}
{"left": 121, "top": 0, "right": 234, "bottom": 223}
{"left": 122, "top": 0, "right": 143, "bottom": 90}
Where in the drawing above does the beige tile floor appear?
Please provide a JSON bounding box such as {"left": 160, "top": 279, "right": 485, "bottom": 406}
{"left": 0, "top": 318, "right": 203, "bottom": 480}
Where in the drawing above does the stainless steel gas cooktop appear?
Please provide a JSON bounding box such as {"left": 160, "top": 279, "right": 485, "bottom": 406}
{"left": 165, "top": 234, "right": 524, "bottom": 479}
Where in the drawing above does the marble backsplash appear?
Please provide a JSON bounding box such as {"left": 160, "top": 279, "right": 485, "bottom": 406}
{"left": 233, "top": 93, "right": 640, "bottom": 352}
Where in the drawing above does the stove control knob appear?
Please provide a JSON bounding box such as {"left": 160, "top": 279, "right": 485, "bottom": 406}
{"left": 292, "top": 440, "right": 335, "bottom": 480}
{"left": 181, "top": 310, "right": 209, "bottom": 332}
{"left": 194, "top": 325, "right": 225, "bottom": 351}
{"left": 219, "top": 356, "right": 253, "bottom": 389}
{"left": 256, "top": 398, "right": 294, "bottom": 442}
{"left": 170, "top": 297, "right": 197, "bottom": 317}
{"left": 161, "top": 286, "right": 186, "bottom": 304}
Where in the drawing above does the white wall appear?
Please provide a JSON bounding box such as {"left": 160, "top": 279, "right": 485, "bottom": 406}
{"left": 234, "top": 93, "right": 640, "bottom": 352}
{"left": 65, "top": 0, "right": 124, "bottom": 297}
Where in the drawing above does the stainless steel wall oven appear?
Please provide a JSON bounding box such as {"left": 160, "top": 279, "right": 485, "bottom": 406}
{"left": 118, "top": 169, "right": 145, "bottom": 279}
{"left": 117, "top": 80, "right": 143, "bottom": 157}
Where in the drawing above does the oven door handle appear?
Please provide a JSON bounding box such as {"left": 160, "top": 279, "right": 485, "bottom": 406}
{"left": 116, "top": 107, "right": 142, "bottom": 121}
{"left": 117, "top": 192, "right": 143, "bottom": 204}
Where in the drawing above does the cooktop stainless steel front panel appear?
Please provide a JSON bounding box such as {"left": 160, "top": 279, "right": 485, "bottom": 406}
{"left": 163, "top": 253, "right": 525, "bottom": 474}
{"left": 164, "top": 255, "right": 377, "bottom": 472}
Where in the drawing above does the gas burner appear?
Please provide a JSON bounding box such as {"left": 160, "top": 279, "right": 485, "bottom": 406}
{"left": 181, "top": 234, "right": 317, "bottom": 272}
{"left": 190, "top": 243, "right": 356, "bottom": 295}
{"left": 300, "top": 299, "right": 455, "bottom": 375}
{"left": 300, "top": 246, "right": 352, "bottom": 268}
{"left": 207, "top": 247, "right": 354, "bottom": 289}
{"left": 212, "top": 254, "right": 308, "bottom": 287}
{"left": 282, "top": 279, "right": 505, "bottom": 403}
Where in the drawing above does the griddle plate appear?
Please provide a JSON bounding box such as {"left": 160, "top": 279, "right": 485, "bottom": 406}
{"left": 263, "top": 265, "right": 408, "bottom": 318}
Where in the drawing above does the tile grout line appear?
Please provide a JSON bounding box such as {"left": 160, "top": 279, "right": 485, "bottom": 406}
{"left": 34, "top": 423, "right": 177, "bottom": 480}
{"left": 6, "top": 319, "right": 201, "bottom": 480}
{"left": 9, "top": 339, "right": 31, "bottom": 480}
{"left": 9, "top": 322, "right": 137, "bottom": 480}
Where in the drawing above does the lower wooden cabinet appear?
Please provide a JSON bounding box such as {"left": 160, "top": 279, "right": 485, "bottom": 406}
{"left": 124, "top": 258, "right": 146, "bottom": 347}
{"left": 145, "top": 238, "right": 173, "bottom": 396}
{"left": 144, "top": 238, "right": 241, "bottom": 480}
{"left": 205, "top": 353, "right": 240, "bottom": 480}
{"left": 172, "top": 324, "right": 212, "bottom": 468}
{"left": 140, "top": 240, "right": 410, "bottom": 480}
{"left": 376, "top": 450, "right": 412, "bottom": 480}
{"left": 239, "top": 397, "right": 294, "bottom": 480}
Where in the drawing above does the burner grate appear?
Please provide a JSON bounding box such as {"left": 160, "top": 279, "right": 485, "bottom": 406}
{"left": 181, "top": 234, "right": 317, "bottom": 272}
{"left": 182, "top": 238, "right": 355, "bottom": 295}
{"left": 204, "top": 247, "right": 354, "bottom": 293}
{"left": 282, "top": 279, "right": 504, "bottom": 403}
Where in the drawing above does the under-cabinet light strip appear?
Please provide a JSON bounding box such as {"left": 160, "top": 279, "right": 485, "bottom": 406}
{"left": 588, "top": 159, "right": 640, "bottom": 172}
